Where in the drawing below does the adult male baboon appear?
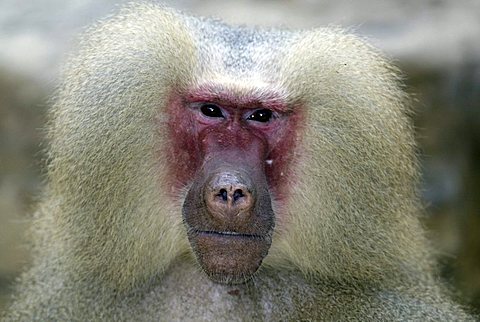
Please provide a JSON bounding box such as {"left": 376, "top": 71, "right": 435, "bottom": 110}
{"left": 3, "top": 3, "right": 475, "bottom": 321}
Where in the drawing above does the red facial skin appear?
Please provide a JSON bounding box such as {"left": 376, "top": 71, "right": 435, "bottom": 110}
{"left": 163, "top": 85, "right": 303, "bottom": 204}
{"left": 161, "top": 84, "right": 303, "bottom": 283}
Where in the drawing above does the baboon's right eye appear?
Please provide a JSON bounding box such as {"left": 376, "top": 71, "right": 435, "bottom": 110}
{"left": 200, "top": 104, "right": 224, "bottom": 118}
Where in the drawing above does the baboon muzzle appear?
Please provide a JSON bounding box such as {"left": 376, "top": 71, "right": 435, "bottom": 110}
{"left": 182, "top": 153, "right": 275, "bottom": 284}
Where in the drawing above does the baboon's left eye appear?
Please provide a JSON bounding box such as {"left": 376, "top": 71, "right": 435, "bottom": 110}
{"left": 247, "top": 109, "right": 273, "bottom": 123}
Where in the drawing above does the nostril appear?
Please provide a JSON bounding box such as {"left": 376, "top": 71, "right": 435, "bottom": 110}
{"left": 233, "top": 189, "right": 244, "bottom": 202}
{"left": 217, "top": 188, "right": 228, "bottom": 201}
{"left": 205, "top": 171, "right": 256, "bottom": 215}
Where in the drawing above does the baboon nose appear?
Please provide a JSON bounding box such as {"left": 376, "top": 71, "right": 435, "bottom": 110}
{"left": 205, "top": 171, "right": 254, "bottom": 218}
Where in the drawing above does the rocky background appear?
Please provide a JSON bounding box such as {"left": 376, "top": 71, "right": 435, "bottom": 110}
{"left": 1, "top": 0, "right": 479, "bottom": 314}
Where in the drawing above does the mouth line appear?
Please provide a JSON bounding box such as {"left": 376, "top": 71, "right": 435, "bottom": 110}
{"left": 192, "top": 229, "right": 265, "bottom": 240}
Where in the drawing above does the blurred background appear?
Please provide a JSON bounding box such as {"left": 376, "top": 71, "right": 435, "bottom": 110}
{"left": 0, "top": 0, "right": 479, "bottom": 314}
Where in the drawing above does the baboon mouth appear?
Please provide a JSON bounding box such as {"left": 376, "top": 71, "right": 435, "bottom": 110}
{"left": 187, "top": 228, "right": 272, "bottom": 284}
{"left": 193, "top": 229, "right": 265, "bottom": 240}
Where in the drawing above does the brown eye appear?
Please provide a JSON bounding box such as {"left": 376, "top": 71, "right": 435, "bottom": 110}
{"left": 201, "top": 104, "right": 224, "bottom": 118}
{"left": 247, "top": 109, "right": 273, "bottom": 123}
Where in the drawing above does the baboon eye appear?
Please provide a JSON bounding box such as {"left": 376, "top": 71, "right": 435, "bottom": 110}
{"left": 201, "top": 104, "right": 224, "bottom": 118}
{"left": 247, "top": 109, "right": 273, "bottom": 123}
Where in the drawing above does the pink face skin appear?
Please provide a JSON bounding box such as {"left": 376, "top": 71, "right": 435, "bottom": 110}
{"left": 164, "top": 85, "right": 303, "bottom": 204}
{"left": 162, "top": 84, "right": 303, "bottom": 283}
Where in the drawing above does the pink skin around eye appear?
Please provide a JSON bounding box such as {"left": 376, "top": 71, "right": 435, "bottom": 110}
{"left": 161, "top": 86, "right": 304, "bottom": 205}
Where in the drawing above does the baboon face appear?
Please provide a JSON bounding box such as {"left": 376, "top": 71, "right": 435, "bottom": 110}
{"left": 166, "top": 88, "right": 302, "bottom": 284}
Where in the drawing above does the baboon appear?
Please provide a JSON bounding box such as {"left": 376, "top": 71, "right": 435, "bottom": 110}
{"left": 3, "top": 3, "right": 475, "bottom": 321}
